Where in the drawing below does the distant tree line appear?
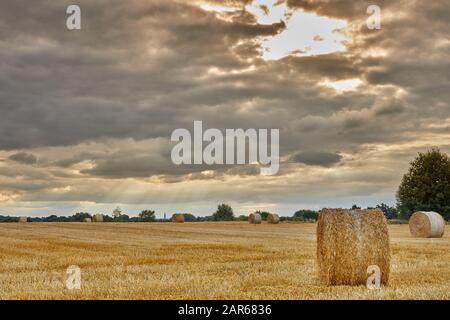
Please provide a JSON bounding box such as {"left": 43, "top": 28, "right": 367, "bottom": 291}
{"left": 0, "top": 209, "right": 160, "bottom": 223}
{"left": 1, "top": 149, "right": 448, "bottom": 223}
{"left": 0, "top": 203, "right": 401, "bottom": 223}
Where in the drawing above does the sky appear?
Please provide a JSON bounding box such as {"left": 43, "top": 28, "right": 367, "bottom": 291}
{"left": 0, "top": 0, "right": 449, "bottom": 217}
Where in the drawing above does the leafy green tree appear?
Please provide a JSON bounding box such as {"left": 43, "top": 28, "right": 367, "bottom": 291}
{"left": 45, "top": 215, "right": 62, "bottom": 222}
{"left": 115, "top": 214, "right": 130, "bottom": 222}
{"left": 375, "top": 203, "right": 398, "bottom": 220}
{"left": 112, "top": 207, "right": 122, "bottom": 219}
{"left": 102, "top": 215, "right": 114, "bottom": 222}
{"left": 183, "top": 213, "right": 197, "bottom": 222}
{"left": 138, "top": 210, "right": 156, "bottom": 222}
{"left": 0, "top": 215, "right": 21, "bottom": 223}
{"left": 397, "top": 148, "right": 450, "bottom": 219}
{"left": 71, "top": 212, "right": 91, "bottom": 222}
{"left": 212, "top": 204, "right": 234, "bottom": 221}
{"left": 293, "top": 210, "right": 319, "bottom": 221}
{"left": 254, "top": 211, "right": 270, "bottom": 220}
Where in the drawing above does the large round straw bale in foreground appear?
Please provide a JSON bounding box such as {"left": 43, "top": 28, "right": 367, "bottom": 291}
{"left": 92, "top": 214, "right": 103, "bottom": 223}
{"left": 84, "top": 217, "right": 92, "bottom": 223}
{"left": 317, "top": 208, "right": 390, "bottom": 286}
{"left": 18, "top": 217, "right": 28, "bottom": 223}
{"left": 248, "top": 213, "right": 261, "bottom": 224}
{"left": 409, "top": 211, "right": 445, "bottom": 238}
{"left": 171, "top": 214, "right": 185, "bottom": 223}
{"left": 267, "top": 213, "right": 280, "bottom": 224}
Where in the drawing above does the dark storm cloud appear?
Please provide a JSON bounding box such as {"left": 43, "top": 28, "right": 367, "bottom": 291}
{"left": 0, "top": 0, "right": 449, "bottom": 214}
{"left": 290, "top": 151, "right": 342, "bottom": 167}
{"left": 2, "top": 0, "right": 442, "bottom": 155}
{"left": 0, "top": 0, "right": 286, "bottom": 150}
{"left": 9, "top": 152, "right": 38, "bottom": 165}
{"left": 284, "top": 0, "right": 392, "bottom": 19}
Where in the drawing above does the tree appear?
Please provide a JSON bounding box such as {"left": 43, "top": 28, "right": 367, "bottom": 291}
{"left": 254, "top": 211, "right": 270, "bottom": 220}
{"left": 139, "top": 210, "right": 156, "bottom": 222}
{"left": 183, "top": 213, "right": 196, "bottom": 222}
{"left": 293, "top": 210, "right": 319, "bottom": 221}
{"left": 212, "top": 204, "right": 234, "bottom": 221}
{"left": 397, "top": 148, "right": 450, "bottom": 219}
{"left": 351, "top": 204, "right": 361, "bottom": 210}
{"left": 71, "top": 212, "right": 91, "bottom": 222}
{"left": 0, "top": 215, "right": 19, "bottom": 223}
{"left": 112, "top": 207, "right": 122, "bottom": 219}
{"left": 44, "top": 215, "right": 61, "bottom": 222}
{"left": 115, "top": 214, "right": 130, "bottom": 222}
{"left": 375, "top": 203, "right": 398, "bottom": 220}
{"left": 102, "top": 215, "right": 114, "bottom": 222}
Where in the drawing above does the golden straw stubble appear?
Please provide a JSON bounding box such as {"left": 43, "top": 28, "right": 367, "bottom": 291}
{"left": 317, "top": 208, "right": 390, "bottom": 286}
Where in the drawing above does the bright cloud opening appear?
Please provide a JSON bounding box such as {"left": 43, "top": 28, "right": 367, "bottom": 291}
{"left": 245, "top": 0, "right": 348, "bottom": 60}
{"left": 321, "top": 79, "right": 363, "bottom": 92}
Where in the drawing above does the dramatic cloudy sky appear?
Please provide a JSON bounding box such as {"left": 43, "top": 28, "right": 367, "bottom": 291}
{"left": 0, "top": 0, "right": 449, "bottom": 217}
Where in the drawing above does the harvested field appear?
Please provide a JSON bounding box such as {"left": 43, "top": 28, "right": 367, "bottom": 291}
{"left": 0, "top": 222, "right": 449, "bottom": 299}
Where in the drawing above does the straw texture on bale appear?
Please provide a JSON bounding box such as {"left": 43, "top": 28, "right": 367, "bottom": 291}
{"left": 92, "top": 214, "right": 103, "bottom": 223}
{"left": 409, "top": 211, "right": 445, "bottom": 238}
{"left": 171, "top": 214, "right": 185, "bottom": 223}
{"left": 317, "top": 208, "right": 390, "bottom": 286}
{"left": 18, "top": 217, "right": 28, "bottom": 223}
{"left": 267, "top": 213, "right": 280, "bottom": 224}
{"left": 84, "top": 218, "right": 92, "bottom": 223}
{"left": 248, "top": 213, "right": 262, "bottom": 224}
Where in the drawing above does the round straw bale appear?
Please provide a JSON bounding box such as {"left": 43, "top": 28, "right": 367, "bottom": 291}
{"left": 92, "top": 214, "right": 103, "bottom": 223}
{"left": 267, "top": 213, "right": 280, "bottom": 224}
{"left": 83, "top": 217, "right": 92, "bottom": 223}
{"left": 171, "top": 214, "right": 185, "bottom": 223}
{"left": 317, "top": 208, "right": 390, "bottom": 286}
{"left": 248, "top": 213, "right": 262, "bottom": 224}
{"left": 18, "top": 216, "right": 28, "bottom": 223}
{"left": 409, "top": 211, "right": 445, "bottom": 238}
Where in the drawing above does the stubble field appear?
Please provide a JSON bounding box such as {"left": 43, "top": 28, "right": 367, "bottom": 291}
{"left": 0, "top": 222, "right": 449, "bottom": 299}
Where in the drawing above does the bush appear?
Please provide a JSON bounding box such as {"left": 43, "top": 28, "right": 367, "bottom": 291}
{"left": 114, "top": 214, "right": 130, "bottom": 222}
{"left": 71, "top": 212, "right": 91, "bottom": 222}
{"left": 0, "top": 215, "right": 20, "bottom": 223}
{"left": 293, "top": 210, "right": 319, "bottom": 221}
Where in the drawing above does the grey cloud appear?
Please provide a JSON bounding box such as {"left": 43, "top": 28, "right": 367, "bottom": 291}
{"left": 0, "top": 0, "right": 449, "bottom": 214}
{"left": 290, "top": 151, "right": 342, "bottom": 167}
{"left": 284, "top": 0, "right": 393, "bottom": 19}
{"left": 9, "top": 152, "right": 38, "bottom": 165}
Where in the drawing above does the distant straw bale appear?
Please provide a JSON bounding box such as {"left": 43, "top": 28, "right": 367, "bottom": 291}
{"left": 249, "top": 213, "right": 262, "bottom": 224}
{"left": 172, "top": 214, "right": 185, "bottom": 223}
{"left": 267, "top": 213, "right": 280, "bottom": 224}
{"left": 409, "top": 211, "right": 445, "bottom": 238}
{"left": 92, "top": 214, "right": 103, "bottom": 223}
